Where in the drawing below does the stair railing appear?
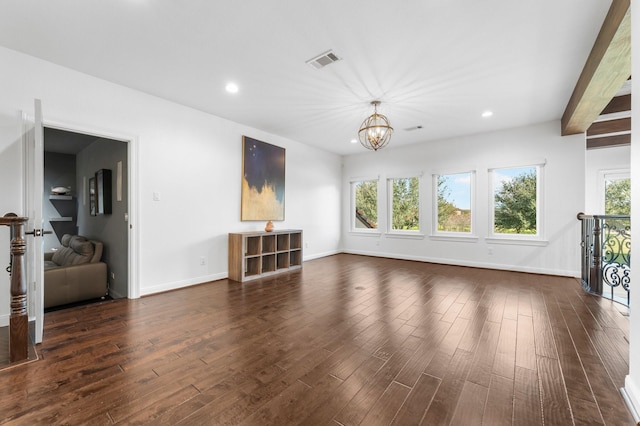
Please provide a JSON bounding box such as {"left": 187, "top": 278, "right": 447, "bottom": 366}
{"left": 577, "top": 212, "right": 631, "bottom": 307}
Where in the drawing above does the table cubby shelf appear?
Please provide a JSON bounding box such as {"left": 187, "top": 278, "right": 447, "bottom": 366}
{"left": 229, "top": 230, "right": 303, "bottom": 282}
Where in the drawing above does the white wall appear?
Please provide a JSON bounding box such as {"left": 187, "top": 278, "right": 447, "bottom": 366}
{"left": 0, "top": 45, "right": 342, "bottom": 325}
{"left": 624, "top": 0, "right": 640, "bottom": 418}
{"left": 584, "top": 145, "right": 631, "bottom": 213}
{"left": 342, "top": 121, "right": 585, "bottom": 277}
{"left": 0, "top": 110, "right": 24, "bottom": 326}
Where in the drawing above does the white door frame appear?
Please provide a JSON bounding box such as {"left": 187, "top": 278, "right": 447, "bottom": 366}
{"left": 42, "top": 118, "right": 140, "bottom": 300}
{"left": 23, "top": 101, "right": 45, "bottom": 343}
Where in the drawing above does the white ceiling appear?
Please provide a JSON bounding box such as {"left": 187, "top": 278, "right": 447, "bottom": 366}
{"left": 0, "top": 1, "right": 611, "bottom": 155}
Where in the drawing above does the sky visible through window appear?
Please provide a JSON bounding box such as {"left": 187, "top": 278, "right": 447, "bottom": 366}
{"left": 440, "top": 173, "right": 471, "bottom": 209}
{"left": 493, "top": 166, "right": 536, "bottom": 191}
{"left": 441, "top": 167, "right": 536, "bottom": 209}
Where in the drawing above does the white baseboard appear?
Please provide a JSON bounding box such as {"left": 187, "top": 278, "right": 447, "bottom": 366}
{"left": 140, "top": 272, "right": 227, "bottom": 297}
{"left": 341, "top": 249, "right": 580, "bottom": 278}
{"left": 623, "top": 376, "right": 640, "bottom": 424}
{"left": 0, "top": 314, "right": 8, "bottom": 327}
{"left": 304, "top": 249, "right": 341, "bottom": 262}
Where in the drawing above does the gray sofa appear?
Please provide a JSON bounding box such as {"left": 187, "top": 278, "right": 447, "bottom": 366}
{"left": 44, "top": 234, "right": 108, "bottom": 308}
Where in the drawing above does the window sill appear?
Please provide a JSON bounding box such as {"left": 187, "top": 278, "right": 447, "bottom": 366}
{"left": 429, "top": 234, "right": 479, "bottom": 243}
{"left": 349, "top": 230, "right": 382, "bottom": 237}
{"left": 386, "top": 232, "right": 425, "bottom": 240}
{"left": 485, "top": 237, "right": 548, "bottom": 247}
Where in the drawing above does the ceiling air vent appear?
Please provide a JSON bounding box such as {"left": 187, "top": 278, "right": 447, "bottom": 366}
{"left": 306, "top": 50, "right": 341, "bottom": 69}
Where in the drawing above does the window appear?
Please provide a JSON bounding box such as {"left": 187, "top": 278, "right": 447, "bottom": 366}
{"left": 604, "top": 173, "right": 630, "bottom": 215}
{"left": 352, "top": 180, "right": 378, "bottom": 230}
{"left": 435, "top": 172, "right": 473, "bottom": 233}
{"left": 389, "top": 176, "right": 420, "bottom": 232}
{"left": 491, "top": 165, "right": 540, "bottom": 236}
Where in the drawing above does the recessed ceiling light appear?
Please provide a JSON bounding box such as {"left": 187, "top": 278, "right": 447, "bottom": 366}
{"left": 350, "top": 139, "right": 357, "bottom": 144}
{"left": 482, "top": 111, "right": 493, "bottom": 118}
{"left": 225, "top": 82, "right": 239, "bottom": 94}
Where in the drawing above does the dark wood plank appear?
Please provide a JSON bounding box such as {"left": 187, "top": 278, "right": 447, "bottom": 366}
{"left": 441, "top": 301, "right": 464, "bottom": 323}
{"left": 483, "top": 374, "right": 514, "bottom": 426}
{"left": 466, "top": 320, "right": 501, "bottom": 388}
{"left": 515, "top": 314, "right": 536, "bottom": 370}
{"left": 332, "top": 336, "right": 421, "bottom": 426}
{"left": 298, "top": 355, "right": 386, "bottom": 425}
{"left": 537, "top": 355, "right": 573, "bottom": 425}
{"left": 493, "top": 318, "right": 517, "bottom": 380}
{"left": 457, "top": 302, "right": 489, "bottom": 353}
{"left": 421, "top": 349, "right": 474, "bottom": 425}
{"left": 532, "top": 310, "right": 558, "bottom": 359}
{"left": 116, "top": 384, "right": 201, "bottom": 424}
{"left": 391, "top": 373, "right": 441, "bottom": 426}
{"left": 503, "top": 291, "right": 519, "bottom": 321}
{"left": 394, "top": 320, "right": 450, "bottom": 387}
{"left": 437, "top": 316, "right": 470, "bottom": 356}
{"left": 550, "top": 323, "right": 604, "bottom": 423}
{"left": 589, "top": 328, "right": 630, "bottom": 388}
{"left": 513, "top": 366, "right": 543, "bottom": 426}
{"left": 359, "top": 381, "right": 411, "bottom": 425}
{"left": 517, "top": 291, "right": 533, "bottom": 317}
{"left": 580, "top": 353, "right": 636, "bottom": 425}
{"left": 450, "top": 381, "right": 488, "bottom": 426}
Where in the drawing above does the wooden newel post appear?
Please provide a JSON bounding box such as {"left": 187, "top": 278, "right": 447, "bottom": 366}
{"left": 0, "top": 213, "right": 29, "bottom": 362}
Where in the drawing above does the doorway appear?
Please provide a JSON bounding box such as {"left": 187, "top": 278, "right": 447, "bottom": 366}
{"left": 43, "top": 127, "right": 130, "bottom": 302}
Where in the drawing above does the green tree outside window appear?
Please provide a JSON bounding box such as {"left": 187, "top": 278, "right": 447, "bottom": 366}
{"left": 390, "top": 177, "right": 420, "bottom": 231}
{"left": 354, "top": 180, "right": 378, "bottom": 229}
{"left": 605, "top": 178, "right": 630, "bottom": 215}
{"left": 493, "top": 167, "right": 537, "bottom": 235}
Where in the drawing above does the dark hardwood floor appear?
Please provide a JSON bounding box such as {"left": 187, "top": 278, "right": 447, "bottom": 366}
{"left": 0, "top": 254, "right": 634, "bottom": 425}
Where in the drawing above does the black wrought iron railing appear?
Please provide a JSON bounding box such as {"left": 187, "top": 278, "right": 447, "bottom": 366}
{"left": 577, "top": 213, "right": 631, "bottom": 307}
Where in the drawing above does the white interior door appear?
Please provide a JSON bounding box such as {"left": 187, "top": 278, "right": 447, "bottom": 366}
{"left": 23, "top": 99, "right": 44, "bottom": 344}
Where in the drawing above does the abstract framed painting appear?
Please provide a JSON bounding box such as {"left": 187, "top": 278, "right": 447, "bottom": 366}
{"left": 241, "top": 136, "right": 285, "bottom": 221}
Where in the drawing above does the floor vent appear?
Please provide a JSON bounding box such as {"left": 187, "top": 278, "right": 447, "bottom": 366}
{"left": 306, "top": 50, "right": 341, "bottom": 69}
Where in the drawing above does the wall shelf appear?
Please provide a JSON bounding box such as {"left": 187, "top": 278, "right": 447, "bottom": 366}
{"left": 49, "top": 217, "right": 73, "bottom": 222}
{"left": 47, "top": 192, "right": 77, "bottom": 240}
{"left": 49, "top": 195, "right": 73, "bottom": 200}
{"left": 228, "top": 229, "right": 303, "bottom": 282}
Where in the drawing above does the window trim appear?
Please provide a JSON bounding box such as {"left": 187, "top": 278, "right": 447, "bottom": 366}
{"left": 350, "top": 176, "right": 381, "bottom": 234}
{"left": 431, "top": 170, "right": 476, "bottom": 237}
{"left": 488, "top": 162, "right": 545, "bottom": 242}
{"left": 387, "top": 174, "right": 422, "bottom": 235}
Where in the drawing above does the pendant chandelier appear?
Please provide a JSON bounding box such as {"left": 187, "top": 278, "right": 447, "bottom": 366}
{"left": 358, "top": 100, "right": 393, "bottom": 151}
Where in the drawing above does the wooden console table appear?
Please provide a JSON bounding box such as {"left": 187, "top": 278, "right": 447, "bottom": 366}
{"left": 228, "top": 230, "right": 302, "bottom": 282}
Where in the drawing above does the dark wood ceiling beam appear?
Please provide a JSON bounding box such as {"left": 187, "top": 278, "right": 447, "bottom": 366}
{"left": 587, "top": 133, "right": 630, "bottom": 149}
{"left": 601, "top": 93, "right": 631, "bottom": 114}
{"left": 561, "top": 0, "right": 631, "bottom": 136}
{"left": 587, "top": 117, "right": 630, "bottom": 137}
